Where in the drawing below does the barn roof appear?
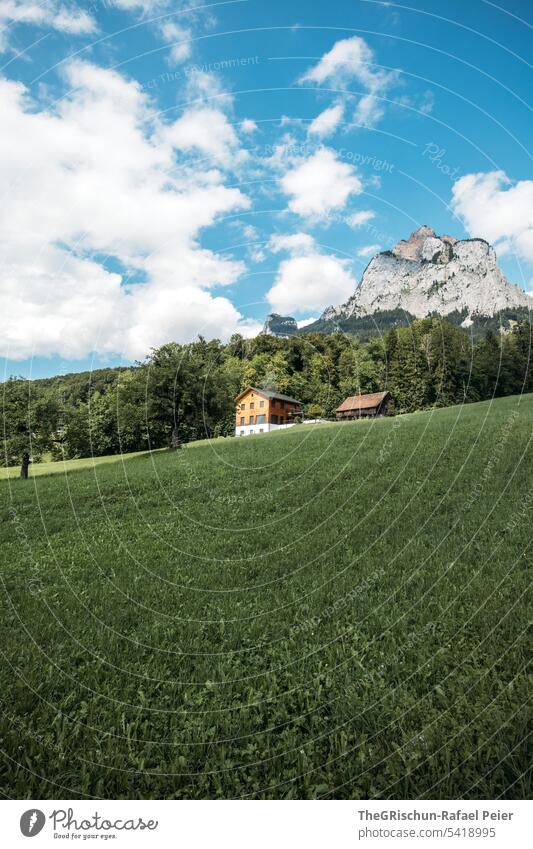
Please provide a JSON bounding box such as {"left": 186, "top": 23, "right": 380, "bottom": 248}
{"left": 336, "top": 391, "right": 390, "bottom": 413}
{"left": 235, "top": 386, "right": 302, "bottom": 405}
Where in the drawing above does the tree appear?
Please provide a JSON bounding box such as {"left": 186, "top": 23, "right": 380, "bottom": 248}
{"left": 426, "top": 319, "right": 472, "bottom": 406}
{"left": 144, "top": 339, "right": 234, "bottom": 447}
{"left": 471, "top": 330, "right": 507, "bottom": 401}
{"left": 306, "top": 403, "right": 325, "bottom": 419}
{"left": 385, "top": 324, "right": 431, "bottom": 411}
{"left": 2, "top": 379, "right": 59, "bottom": 477}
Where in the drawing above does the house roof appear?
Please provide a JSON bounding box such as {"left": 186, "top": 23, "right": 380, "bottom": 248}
{"left": 336, "top": 391, "right": 390, "bottom": 413}
{"left": 235, "top": 386, "right": 301, "bottom": 405}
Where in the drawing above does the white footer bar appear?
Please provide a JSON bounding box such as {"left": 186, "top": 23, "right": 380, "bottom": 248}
{"left": 2, "top": 799, "right": 531, "bottom": 848}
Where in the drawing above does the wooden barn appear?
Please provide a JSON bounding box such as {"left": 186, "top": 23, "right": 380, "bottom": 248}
{"left": 336, "top": 391, "right": 391, "bottom": 420}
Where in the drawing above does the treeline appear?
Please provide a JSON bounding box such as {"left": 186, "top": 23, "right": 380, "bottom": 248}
{"left": 2, "top": 317, "right": 532, "bottom": 473}
{"left": 306, "top": 306, "right": 532, "bottom": 342}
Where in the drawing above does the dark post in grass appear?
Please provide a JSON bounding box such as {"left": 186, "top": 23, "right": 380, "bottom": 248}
{"left": 20, "top": 451, "right": 30, "bottom": 479}
{"left": 171, "top": 427, "right": 181, "bottom": 450}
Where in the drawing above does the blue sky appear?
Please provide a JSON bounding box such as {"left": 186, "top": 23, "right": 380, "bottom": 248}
{"left": 1, "top": 0, "right": 531, "bottom": 378}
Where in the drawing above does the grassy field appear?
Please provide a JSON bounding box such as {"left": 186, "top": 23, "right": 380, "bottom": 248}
{"left": 0, "top": 439, "right": 234, "bottom": 479}
{"left": 0, "top": 395, "right": 531, "bottom": 799}
{"left": 0, "top": 449, "right": 155, "bottom": 480}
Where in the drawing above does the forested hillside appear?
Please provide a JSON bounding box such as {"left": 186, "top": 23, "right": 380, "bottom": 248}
{"left": 2, "top": 317, "right": 532, "bottom": 470}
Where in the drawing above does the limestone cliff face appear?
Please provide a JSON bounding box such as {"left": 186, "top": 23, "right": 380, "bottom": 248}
{"left": 322, "top": 226, "right": 530, "bottom": 324}
{"left": 261, "top": 313, "right": 298, "bottom": 336}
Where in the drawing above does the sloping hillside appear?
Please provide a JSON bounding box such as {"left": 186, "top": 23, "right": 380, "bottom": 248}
{"left": 1, "top": 395, "right": 531, "bottom": 799}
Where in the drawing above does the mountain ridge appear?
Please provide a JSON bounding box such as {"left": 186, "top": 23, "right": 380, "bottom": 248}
{"left": 311, "top": 226, "right": 530, "bottom": 333}
{"left": 261, "top": 313, "right": 299, "bottom": 337}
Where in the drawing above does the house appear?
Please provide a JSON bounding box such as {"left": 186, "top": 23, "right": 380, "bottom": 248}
{"left": 335, "top": 391, "right": 391, "bottom": 420}
{"left": 235, "top": 387, "right": 302, "bottom": 436}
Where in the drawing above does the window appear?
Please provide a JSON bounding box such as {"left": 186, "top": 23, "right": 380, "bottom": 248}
{"left": 280, "top": 417, "right": 284, "bottom": 424}
{"left": 256, "top": 414, "right": 266, "bottom": 424}
{"left": 271, "top": 414, "right": 278, "bottom": 424}
{"left": 259, "top": 428, "right": 264, "bottom": 433}
{"left": 259, "top": 400, "right": 265, "bottom": 408}
{"left": 280, "top": 400, "right": 285, "bottom": 408}
{"left": 241, "top": 403, "right": 245, "bottom": 410}
{"left": 250, "top": 402, "right": 254, "bottom": 410}
{"left": 240, "top": 416, "right": 245, "bottom": 425}
{"left": 249, "top": 415, "right": 254, "bottom": 424}
{"left": 240, "top": 430, "right": 245, "bottom": 435}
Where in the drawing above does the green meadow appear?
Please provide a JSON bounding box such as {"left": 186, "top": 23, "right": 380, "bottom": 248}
{"left": 0, "top": 450, "right": 154, "bottom": 480}
{"left": 0, "top": 395, "right": 531, "bottom": 799}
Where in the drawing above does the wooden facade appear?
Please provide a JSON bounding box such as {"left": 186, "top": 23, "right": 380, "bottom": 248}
{"left": 335, "top": 391, "right": 391, "bottom": 420}
{"left": 235, "top": 387, "right": 302, "bottom": 436}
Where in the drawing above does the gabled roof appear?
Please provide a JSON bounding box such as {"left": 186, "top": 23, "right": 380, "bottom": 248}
{"left": 235, "top": 386, "right": 301, "bottom": 405}
{"left": 336, "top": 391, "right": 390, "bottom": 413}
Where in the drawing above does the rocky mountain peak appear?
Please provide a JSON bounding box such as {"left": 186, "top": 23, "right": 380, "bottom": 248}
{"left": 262, "top": 313, "right": 298, "bottom": 337}
{"left": 392, "top": 226, "right": 457, "bottom": 264}
{"left": 320, "top": 228, "right": 530, "bottom": 324}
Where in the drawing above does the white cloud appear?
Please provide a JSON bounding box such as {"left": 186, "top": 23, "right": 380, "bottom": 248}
{"left": 242, "top": 224, "right": 258, "bottom": 240}
{"left": 250, "top": 248, "right": 266, "bottom": 263}
{"left": 158, "top": 20, "right": 192, "bottom": 64}
{"left": 355, "top": 94, "right": 384, "bottom": 128}
{"left": 267, "top": 254, "right": 356, "bottom": 314}
{"left": 0, "top": 62, "right": 254, "bottom": 360}
{"left": 451, "top": 171, "right": 533, "bottom": 264}
{"left": 300, "top": 36, "right": 376, "bottom": 87}
{"left": 308, "top": 102, "right": 344, "bottom": 138}
{"left": 420, "top": 90, "right": 434, "bottom": 115}
{"left": 108, "top": 0, "right": 169, "bottom": 9}
{"left": 184, "top": 67, "right": 233, "bottom": 108}
{"left": 297, "top": 317, "right": 318, "bottom": 328}
{"left": 240, "top": 118, "right": 258, "bottom": 133}
{"left": 266, "top": 233, "right": 356, "bottom": 313}
{"left": 280, "top": 147, "right": 362, "bottom": 219}
{"left": 347, "top": 210, "right": 375, "bottom": 228}
{"left": 299, "top": 35, "right": 397, "bottom": 127}
{"left": 240, "top": 224, "right": 265, "bottom": 262}
{"left": 163, "top": 106, "right": 246, "bottom": 167}
{"left": 0, "top": 0, "right": 96, "bottom": 50}
{"left": 357, "top": 244, "right": 381, "bottom": 257}
{"left": 269, "top": 233, "right": 316, "bottom": 256}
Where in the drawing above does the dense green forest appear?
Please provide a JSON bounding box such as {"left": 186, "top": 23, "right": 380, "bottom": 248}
{"left": 2, "top": 316, "right": 532, "bottom": 471}
{"left": 303, "top": 305, "right": 533, "bottom": 340}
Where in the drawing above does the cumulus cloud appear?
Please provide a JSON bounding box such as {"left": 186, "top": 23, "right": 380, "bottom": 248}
{"left": 108, "top": 0, "right": 171, "bottom": 10}
{"left": 0, "top": 0, "right": 96, "bottom": 50}
{"left": 355, "top": 93, "right": 384, "bottom": 128}
{"left": 269, "top": 233, "right": 316, "bottom": 256}
{"left": 158, "top": 20, "right": 192, "bottom": 64}
{"left": 163, "top": 106, "right": 247, "bottom": 167}
{"left": 347, "top": 210, "right": 376, "bottom": 228}
{"left": 266, "top": 233, "right": 356, "bottom": 313}
{"left": 299, "top": 35, "right": 398, "bottom": 128}
{"left": 0, "top": 62, "right": 254, "bottom": 360}
{"left": 280, "top": 147, "right": 363, "bottom": 219}
{"left": 308, "top": 102, "right": 344, "bottom": 138}
{"left": 357, "top": 244, "right": 381, "bottom": 257}
{"left": 240, "top": 118, "right": 258, "bottom": 133}
{"left": 451, "top": 171, "right": 533, "bottom": 264}
{"left": 184, "top": 67, "right": 230, "bottom": 104}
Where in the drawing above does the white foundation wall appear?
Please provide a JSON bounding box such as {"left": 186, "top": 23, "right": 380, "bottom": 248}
{"left": 235, "top": 423, "right": 296, "bottom": 437}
